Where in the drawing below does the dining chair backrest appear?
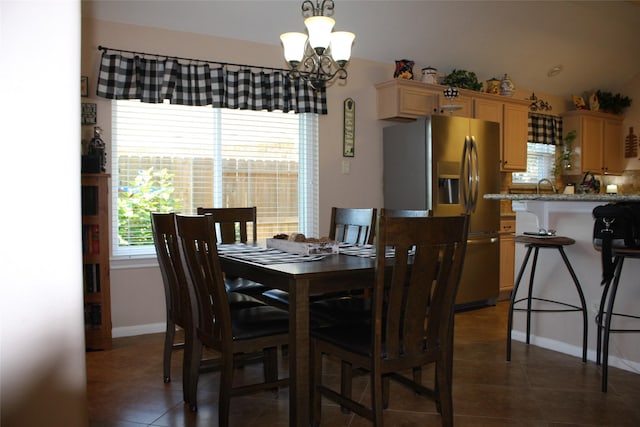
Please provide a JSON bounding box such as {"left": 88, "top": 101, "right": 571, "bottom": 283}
{"left": 374, "top": 210, "right": 468, "bottom": 367}
{"left": 196, "top": 207, "right": 257, "bottom": 244}
{"left": 329, "top": 207, "right": 377, "bottom": 245}
{"left": 175, "top": 214, "right": 231, "bottom": 349}
{"left": 151, "top": 212, "right": 194, "bottom": 386}
{"left": 151, "top": 212, "right": 191, "bottom": 333}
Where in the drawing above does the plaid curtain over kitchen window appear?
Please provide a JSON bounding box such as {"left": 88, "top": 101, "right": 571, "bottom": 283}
{"left": 528, "top": 112, "right": 563, "bottom": 145}
{"left": 96, "top": 52, "right": 327, "bottom": 114}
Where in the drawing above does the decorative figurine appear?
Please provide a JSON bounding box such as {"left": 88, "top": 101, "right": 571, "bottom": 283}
{"left": 394, "top": 59, "right": 415, "bottom": 80}
{"left": 88, "top": 126, "right": 107, "bottom": 172}
{"left": 486, "top": 77, "right": 501, "bottom": 94}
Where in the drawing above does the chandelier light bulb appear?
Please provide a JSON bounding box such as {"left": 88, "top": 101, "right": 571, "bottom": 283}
{"left": 329, "top": 31, "right": 355, "bottom": 64}
{"left": 305, "top": 16, "right": 335, "bottom": 54}
{"left": 280, "top": 32, "right": 308, "bottom": 65}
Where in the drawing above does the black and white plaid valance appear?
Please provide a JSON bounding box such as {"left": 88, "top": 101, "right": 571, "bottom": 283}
{"left": 96, "top": 51, "right": 327, "bottom": 114}
{"left": 528, "top": 112, "right": 563, "bottom": 145}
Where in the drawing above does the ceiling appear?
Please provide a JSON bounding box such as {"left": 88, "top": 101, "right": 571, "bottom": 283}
{"left": 82, "top": 0, "right": 640, "bottom": 97}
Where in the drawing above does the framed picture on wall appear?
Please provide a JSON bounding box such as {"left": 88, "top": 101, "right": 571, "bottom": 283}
{"left": 343, "top": 98, "right": 355, "bottom": 157}
{"left": 81, "top": 76, "right": 89, "bottom": 97}
{"left": 82, "top": 102, "right": 97, "bottom": 125}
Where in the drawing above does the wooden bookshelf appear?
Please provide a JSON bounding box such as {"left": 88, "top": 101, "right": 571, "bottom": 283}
{"left": 81, "top": 173, "right": 112, "bottom": 350}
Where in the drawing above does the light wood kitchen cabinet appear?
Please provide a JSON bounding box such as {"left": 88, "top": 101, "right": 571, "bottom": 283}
{"left": 438, "top": 92, "right": 472, "bottom": 117}
{"left": 499, "top": 218, "right": 516, "bottom": 300}
{"left": 474, "top": 98, "right": 528, "bottom": 172}
{"left": 375, "top": 79, "right": 474, "bottom": 120}
{"left": 561, "top": 110, "right": 624, "bottom": 175}
{"left": 376, "top": 79, "right": 440, "bottom": 121}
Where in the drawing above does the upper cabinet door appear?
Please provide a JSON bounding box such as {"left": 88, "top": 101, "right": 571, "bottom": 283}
{"left": 603, "top": 118, "right": 624, "bottom": 174}
{"left": 580, "top": 115, "right": 604, "bottom": 173}
{"left": 501, "top": 103, "right": 528, "bottom": 171}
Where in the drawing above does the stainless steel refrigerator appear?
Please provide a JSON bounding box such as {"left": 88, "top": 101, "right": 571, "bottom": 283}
{"left": 383, "top": 115, "right": 500, "bottom": 306}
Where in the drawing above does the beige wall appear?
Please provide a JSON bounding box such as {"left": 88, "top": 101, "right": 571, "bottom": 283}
{"left": 81, "top": 18, "right": 640, "bottom": 336}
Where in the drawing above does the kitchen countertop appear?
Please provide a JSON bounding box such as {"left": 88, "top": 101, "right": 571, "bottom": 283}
{"left": 484, "top": 193, "right": 640, "bottom": 202}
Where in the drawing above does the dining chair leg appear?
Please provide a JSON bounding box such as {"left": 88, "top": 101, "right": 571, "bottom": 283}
{"left": 163, "top": 320, "right": 175, "bottom": 383}
{"left": 185, "top": 339, "right": 202, "bottom": 412}
{"left": 340, "top": 360, "right": 353, "bottom": 414}
{"left": 382, "top": 376, "right": 390, "bottom": 409}
{"left": 310, "top": 340, "right": 322, "bottom": 427}
{"left": 219, "top": 354, "right": 234, "bottom": 427}
{"left": 371, "top": 371, "right": 384, "bottom": 427}
{"left": 263, "top": 346, "right": 279, "bottom": 394}
{"left": 436, "top": 359, "right": 454, "bottom": 427}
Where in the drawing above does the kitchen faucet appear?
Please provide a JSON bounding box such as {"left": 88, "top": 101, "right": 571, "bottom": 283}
{"left": 537, "top": 178, "right": 557, "bottom": 194}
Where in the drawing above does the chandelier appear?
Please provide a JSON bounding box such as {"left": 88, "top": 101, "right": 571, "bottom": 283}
{"left": 280, "top": 0, "right": 355, "bottom": 90}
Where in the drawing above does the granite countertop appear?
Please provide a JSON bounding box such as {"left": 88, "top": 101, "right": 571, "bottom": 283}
{"left": 484, "top": 193, "right": 640, "bottom": 202}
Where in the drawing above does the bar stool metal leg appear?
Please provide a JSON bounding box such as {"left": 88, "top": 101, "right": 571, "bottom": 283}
{"left": 596, "top": 256, "right": 621, "bottom": 366}
{"left": 525, "top": 247, "right": 541, "bottom": 345}
{"left": 600, "top": 255, "right": 625, "bottom": 392}
{"left": 558, "top": 246, "right": 588, "bottom": 362}
{"left": 507, "top": 246, "right": 534, "bottom": 361}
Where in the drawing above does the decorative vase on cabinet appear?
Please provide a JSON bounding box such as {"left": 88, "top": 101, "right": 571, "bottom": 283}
{"left": 500, "top": 74, "right": 515, "bottom": 97}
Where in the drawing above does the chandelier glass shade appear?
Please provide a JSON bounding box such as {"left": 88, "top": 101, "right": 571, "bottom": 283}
{"left": 280, "top": 0, "right": 355, "bottom": 90}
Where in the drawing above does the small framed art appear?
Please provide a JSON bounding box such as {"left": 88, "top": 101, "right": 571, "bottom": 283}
{"left": 82, "top": 102, "right": 97, "bottom": 125}
{"left": 343, "top": 98, "right": 355, "bottom": 157}
{"left": 81, "top": 76, "right": 89, "bottom": 97}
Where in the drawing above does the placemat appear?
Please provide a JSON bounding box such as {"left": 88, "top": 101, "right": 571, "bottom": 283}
{"left": 217, "top": 243, "right": 328, "bottom": 265}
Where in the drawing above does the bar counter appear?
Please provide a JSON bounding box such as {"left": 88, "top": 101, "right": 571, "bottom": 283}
{"left": 483, "top": 193, "right": 640, "bottom": 375}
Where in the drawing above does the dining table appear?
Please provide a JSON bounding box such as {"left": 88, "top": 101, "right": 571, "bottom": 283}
{"left": 217, "top": 243, "right": 379, "bottom": 427}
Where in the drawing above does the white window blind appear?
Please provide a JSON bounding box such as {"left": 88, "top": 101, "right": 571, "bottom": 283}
{"left": 512, "top": 142, "right": 556, "bottom": 184}
{"left": 111, "top": 100, "right": 319, "bottom": 258}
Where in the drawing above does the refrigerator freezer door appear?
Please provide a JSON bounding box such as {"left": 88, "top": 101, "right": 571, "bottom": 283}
{"left": 456, "top": 233, "right": 500, "bottom": 305}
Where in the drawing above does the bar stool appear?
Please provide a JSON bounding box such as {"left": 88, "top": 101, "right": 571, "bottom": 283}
{"left": 507, "top": 235, "right": 588, "bottom": 362}
{"left": 596, "top": 248, "right": 640, "bottom": 392}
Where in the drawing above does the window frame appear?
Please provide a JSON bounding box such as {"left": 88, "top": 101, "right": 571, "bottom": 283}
{"left": 109, "top": 100, "right": 319, "bottom": 263}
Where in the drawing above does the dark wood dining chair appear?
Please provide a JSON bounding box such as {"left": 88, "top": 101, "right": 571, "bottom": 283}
{"left": 151, "top": 212, "right": 192, "bottom": 387}
{"left": 310, "top": 212, "right": 469, "bottom": 427}
{"left": 175, "top": 214, "right": 289, "bottom": 425}
{"left": 329, "top": 207, "right": 377, "bottom": 245}
{"left": 151, "top": 212, "right": 266, "bottom": 405}
{"left": 196, "top": 207, "right": 267, "bottom": 296}
{"left": 260, "top": 207, "right": 377, "bottom": 308}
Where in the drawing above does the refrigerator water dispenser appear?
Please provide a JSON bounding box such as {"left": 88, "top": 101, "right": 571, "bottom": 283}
{"left": 438, "top": 176, "right": 460, "bottom": 204}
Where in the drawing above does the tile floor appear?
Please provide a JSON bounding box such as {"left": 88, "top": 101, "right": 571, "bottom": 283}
{"left": 87, "top": 301, "right": 640, "bottom": 426}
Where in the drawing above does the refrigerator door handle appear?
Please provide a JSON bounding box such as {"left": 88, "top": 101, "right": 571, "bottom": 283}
{"left": 460, "top": 136, "right": 472, "bottom": 213}
{"left": 470, "top": 136, "right": 480, "bottom": 212}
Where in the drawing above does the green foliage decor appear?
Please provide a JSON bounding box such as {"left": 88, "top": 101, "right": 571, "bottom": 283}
{"left": 442, "top": 69, "right": 483, "bottom": 92}
{"left": 117, "top": 167, "right": 181, "bottom": 246}
{"left": 553, "top": 130, "right": 577, "bottom": 178}
{"left": 596, "top": 90, "right": 632, "bottom": 115}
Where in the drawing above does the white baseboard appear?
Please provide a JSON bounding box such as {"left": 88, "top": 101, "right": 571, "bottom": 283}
{"left": 511, "top": 331, "right": 640, "bottom": 374}
{"left": 112, "top": 322, "right": 165, "bottom": 338}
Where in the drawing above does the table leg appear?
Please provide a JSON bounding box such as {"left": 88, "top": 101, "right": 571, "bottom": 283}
{"left": 288, "top": 278, "right": 310, "bottom": 426}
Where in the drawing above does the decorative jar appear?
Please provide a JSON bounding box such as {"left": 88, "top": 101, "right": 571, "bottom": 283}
{"left": 500, "top": 74, "right": 515, "bottom": 97}
{"left": 421, "top": 67, "right": 438, "bottom": 84}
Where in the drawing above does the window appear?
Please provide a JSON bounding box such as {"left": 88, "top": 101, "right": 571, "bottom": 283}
{"left": 511, "top": 143, "right": 556, "bottom": 184}
{"left": 111, "top": 100, "right": 319, "bottom": 258}
{"left": 512, "top": 113, "right": 561, "bottom": 184}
